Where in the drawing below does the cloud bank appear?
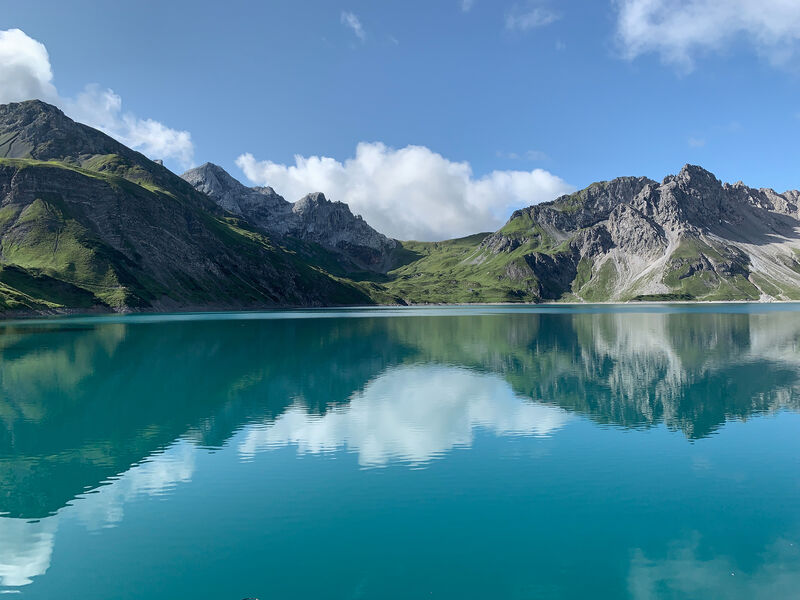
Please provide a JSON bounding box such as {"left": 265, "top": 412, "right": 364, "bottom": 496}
{"left": 615, "top": 0, "right": 800, "bottom": 69}
{"left": 0, "top": 29, "right": 194, "bottom": 167}
{"left": 237, "top": 142, "right": 573, "bottom": 240}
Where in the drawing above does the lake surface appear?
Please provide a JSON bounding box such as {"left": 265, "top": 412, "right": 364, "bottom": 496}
{"left": 1, "top": 305, "right": 799, "bottom": 599}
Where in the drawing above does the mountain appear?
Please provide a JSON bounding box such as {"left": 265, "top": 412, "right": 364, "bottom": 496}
{"left": 0, "top": 100, "right": 368, "bottom": 314}
{"left": 376, "top": 165, "right": 800, "bottom": 303}
{"left": 181, "top": 163, "right": 397, "bottom": 273}
{"left": 2, "top": 99, "right": 800, "bottom": 316}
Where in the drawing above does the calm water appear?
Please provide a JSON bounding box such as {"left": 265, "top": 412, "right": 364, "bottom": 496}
{"left": 1, "top": 305, "right": 799, "bottom": 599}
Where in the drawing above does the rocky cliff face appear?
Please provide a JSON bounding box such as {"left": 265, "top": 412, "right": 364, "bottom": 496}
{"left": 181, "top": 163, "right": 397, "bottom": 273}
{"left": 478, "top": 164, "right": 800, "bottom": 301}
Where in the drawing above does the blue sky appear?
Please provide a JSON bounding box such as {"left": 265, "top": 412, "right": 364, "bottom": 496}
{"left": 2, "top": 0, "right": 800, "bottom": 239}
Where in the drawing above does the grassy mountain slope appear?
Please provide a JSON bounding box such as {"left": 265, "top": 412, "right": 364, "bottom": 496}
{"left": 0, "top": 101, "right": 369, "bottom": 314}
{"left": 360, "top": 168, "right": 800, "bottom": 304}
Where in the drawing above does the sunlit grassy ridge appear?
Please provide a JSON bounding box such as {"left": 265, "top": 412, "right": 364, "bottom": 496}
{"left": 0, "top": 156, "right": 368, "bottom": 313}
{"left": 365, "top": 234, "right": 547, "bottom": 304}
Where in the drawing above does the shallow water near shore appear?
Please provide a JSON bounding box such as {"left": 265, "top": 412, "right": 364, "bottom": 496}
{"left": 1, "top": 304, "right": 799, "bottom": 599}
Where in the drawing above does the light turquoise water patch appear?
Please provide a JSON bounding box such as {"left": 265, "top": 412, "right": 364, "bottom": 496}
{"left": 0, "top": 306, "right": 799, "bottom": 599}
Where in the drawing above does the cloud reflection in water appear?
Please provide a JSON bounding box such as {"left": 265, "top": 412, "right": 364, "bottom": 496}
{"left": 239, "top": 364, "right": 571, "bottom": 466}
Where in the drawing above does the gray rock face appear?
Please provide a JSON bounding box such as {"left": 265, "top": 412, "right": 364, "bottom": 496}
{"left": 483, "top": 164, "right": 800, "bottom": 301}
{"left": 182, "top": 163, "right": 397, "bottom": 273}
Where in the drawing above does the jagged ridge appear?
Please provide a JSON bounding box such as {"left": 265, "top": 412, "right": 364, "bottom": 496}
{"left": 376, "top": 165, "right": 800, "bottom": 303}
{"left": 181, "top": 163, "right": 397, "bottom": 273}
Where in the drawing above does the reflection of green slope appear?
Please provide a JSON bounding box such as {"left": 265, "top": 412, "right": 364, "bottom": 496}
{"left": 2, "top": 309, "right": 800, "bottom": 518}
{"left": 0, "top": 318, "right": 413, "bottom": 518}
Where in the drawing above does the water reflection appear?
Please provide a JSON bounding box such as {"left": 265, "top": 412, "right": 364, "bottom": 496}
{"left": 0, "top": 517, "right": 55, "bottom": 588}
{"left": 2, "top": 309, "right": 800, "bottom": 518}
{"left": 0, "top": 440, "right": 196, "bottom": 589}
{"left": 628, "top": 534, "right": 800, "bottom": 599}
{"left": 240, "top": 365, "right": 569, "bottom": 466}
{"left": 0, "top": 307, "right": 800, "bottom": 593}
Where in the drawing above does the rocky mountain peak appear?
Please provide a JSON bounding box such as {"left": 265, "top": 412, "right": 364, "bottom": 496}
{"left": 181, "top": 162, "right": 288, "bottom": 218}
{"left": 0, "top": 100, "right": 124, "bottom": 161}
{"left": 294, "top": 192, "right": 330, "bottom": 213}
{"left": 183, "top": 162, "right": 248, "bottom": 196}
{"left": 672, "top": 164, "right": 721, "bottom": 188}
{"left": 181, "top": 164, "right": 396, "bottom": 272}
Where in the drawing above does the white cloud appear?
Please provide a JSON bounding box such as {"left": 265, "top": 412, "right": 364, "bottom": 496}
{"left": 461, "top": 0, "right": 476, "bottom": 12}
{"left": 498, "top": 149, "right": 550, "bottom": 161}
{"left": 0, "top": 29, "right": 194, "bottom": 168}
{"left": 506, "top": 3, "right": 561, "bottom": 31}
{"left": 239, "top": 365, "right": 571, "bottom": 467}
{"left": 614, "top": 0, "right": 800, "bottom": 70}
{"left": 341, "top": 11, "right": 366, "bottom": 42}
{"left": 0, "top": 29, "right": 58, "bottom": 104}
{"left": 687, "top": 137, "right": 706, "bottom": 148}
{"left": 236, "top": 142, "right": 573, "bottom": 241}
{"left": 65, "top": 86, "right": 194, "bottom": 168}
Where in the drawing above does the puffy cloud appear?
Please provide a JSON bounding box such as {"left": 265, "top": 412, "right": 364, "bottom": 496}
{"left": 505, "top": 2, "right": 561, "bottom": 31}
{"left": 65, "top": 86, "right": 194, "bottom": 168}
{"left": 239, "top": 365, "right": 571, "bottom": 466}
{"left": 237, "top": 142, "right": 573, "bottom": 240}
{"left": 0, "top": 29, "right": 194, "bottom": 168}
{"left": 0, "top": 29, "right": 58, "bottom": 104}
{"left": 614, "top": 0, "right": 800, "bottom": 70}
{"left": 341, "top": 11, "right": 366, "bottom": 42}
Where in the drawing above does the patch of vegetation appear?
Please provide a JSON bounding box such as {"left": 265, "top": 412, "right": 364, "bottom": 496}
{"left": 369, "top": 234, "right": 547, "bottom": 304}
{"left": 499, "top": 212, "right": 535, "bottom": 236}
{"left": 0, "top": 264, "right": 100, "bottom": 309}
{"left": 554, "top": 191, "right": 585, "bottom": 214}
{"left": 571, "top": 257, "right": 593, "bottom": 293}
{"left": 631, "top": 293, "right": 695, "bottom": 302}
{"left": 579, "top": 259, "right": 618, "bottom": 302}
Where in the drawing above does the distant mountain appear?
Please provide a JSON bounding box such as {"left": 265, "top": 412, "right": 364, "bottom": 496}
{"left": 0, "top": 100, "right": 368, "bottom": 314}
{"left": 181, "top": 163, "right": 397, "bottom": 273}
{"left": 382, "top": 165, "right": 800, "bottom": 303}
{"left": 2, "top": 99, "right": 800, "bottom": 316}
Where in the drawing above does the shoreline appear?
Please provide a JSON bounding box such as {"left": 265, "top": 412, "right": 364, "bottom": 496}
{"left": 3, "top": 298, "right": 800, "bottom": 324}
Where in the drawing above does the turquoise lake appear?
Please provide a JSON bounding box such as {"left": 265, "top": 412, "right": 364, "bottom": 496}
{"left": 1, "top": 305, "right": 799, "bottom": 599}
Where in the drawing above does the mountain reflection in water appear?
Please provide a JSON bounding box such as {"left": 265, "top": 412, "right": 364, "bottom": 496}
{"left": 1, "top": 306, "right": 799, "bottom": 595}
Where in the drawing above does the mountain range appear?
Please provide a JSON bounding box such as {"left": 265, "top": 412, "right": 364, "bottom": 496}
{"left": 2, "top": 99, "right": 800, "bottom": 315}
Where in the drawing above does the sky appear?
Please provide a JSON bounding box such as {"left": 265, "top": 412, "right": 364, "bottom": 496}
{"left": 2, "top": 0, "right": 800, "bottom": 240}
